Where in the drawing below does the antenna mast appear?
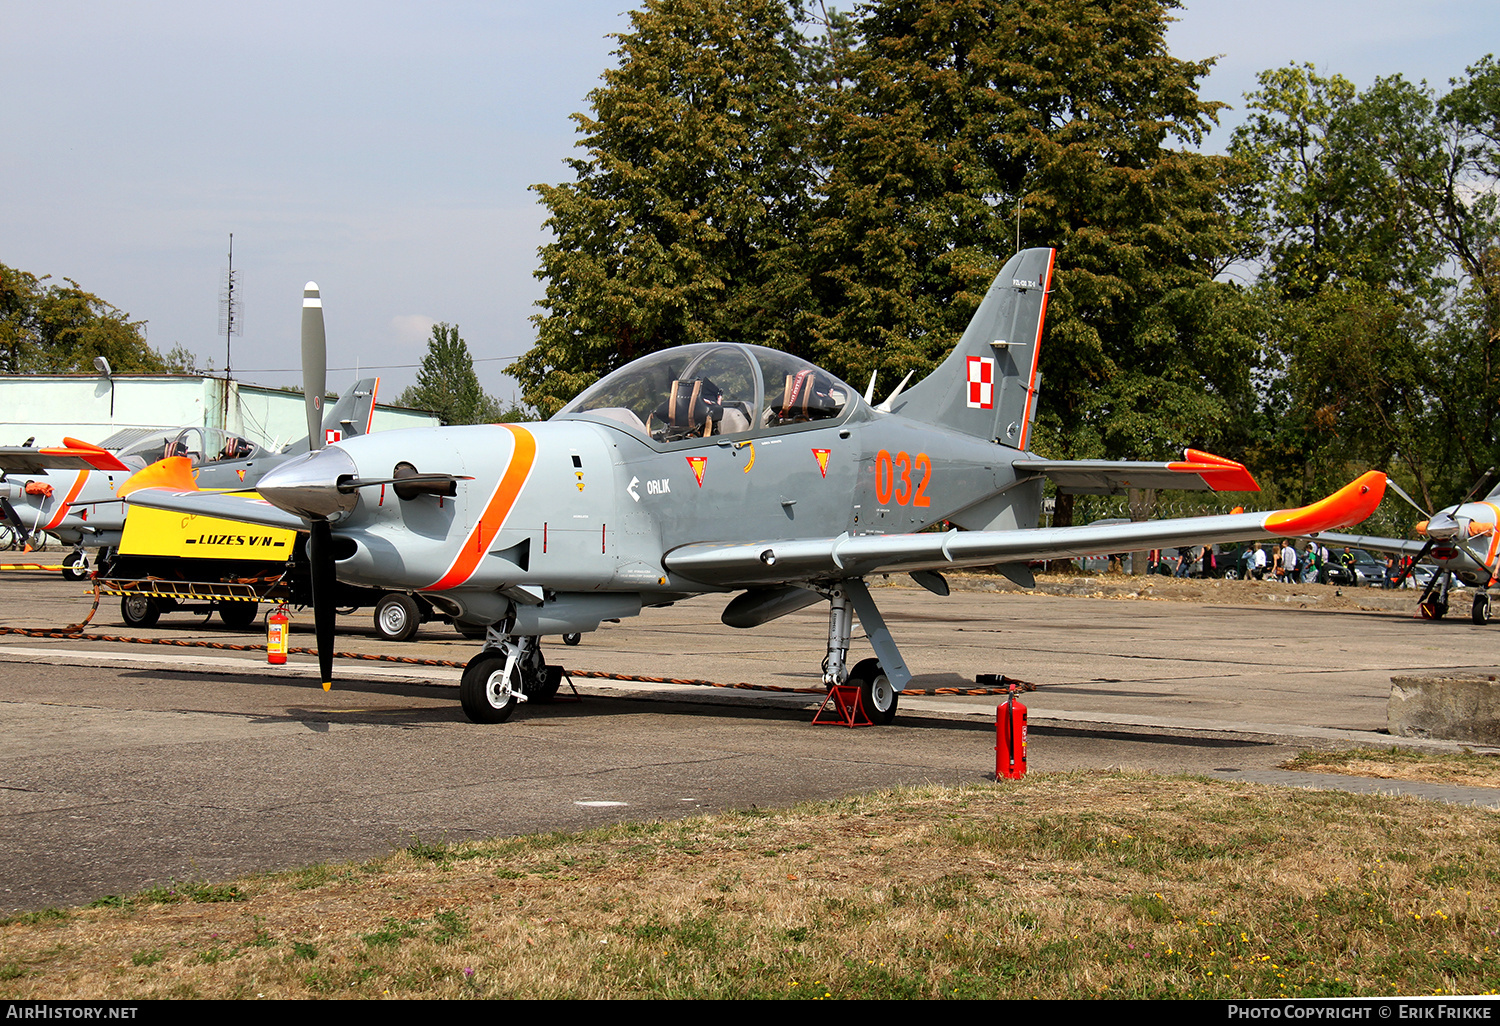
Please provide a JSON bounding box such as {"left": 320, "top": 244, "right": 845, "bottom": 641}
{"left": 217, "top": 234, "right": 243, "bottom": 427}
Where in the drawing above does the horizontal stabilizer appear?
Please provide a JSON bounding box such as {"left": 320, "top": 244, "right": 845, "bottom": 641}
{"left": 0, "top": 439, "right": 130, "bottom": 474}
{"left": 1014, "top": 449, "right": 1258, "bottom": 495}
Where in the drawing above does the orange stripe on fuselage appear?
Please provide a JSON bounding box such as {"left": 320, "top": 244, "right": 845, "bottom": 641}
{"left": 424, "top": 424, "right": 535, "bottom": 591}
{"left": 1016, "top": 248, "right": 1057, "bottom": 452}
{"left": 1482, "top": 502, "right": 1500, "bottom": 583}
{"left": 44, "top": 472, "right": 89, "bottom": 530}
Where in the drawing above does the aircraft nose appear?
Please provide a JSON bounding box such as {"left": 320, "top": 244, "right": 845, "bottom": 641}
{"left": 256, "top": 446, "right": 360, "bottom": 521}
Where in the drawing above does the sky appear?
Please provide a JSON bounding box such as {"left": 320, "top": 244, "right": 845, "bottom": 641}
{"left": 3, "top": 0, "right": 1495, "bottom": 405}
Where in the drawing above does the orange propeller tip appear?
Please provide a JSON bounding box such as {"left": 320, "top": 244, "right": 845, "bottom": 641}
{"left": 322, "top": 681, "right": 332, "bottom": 692}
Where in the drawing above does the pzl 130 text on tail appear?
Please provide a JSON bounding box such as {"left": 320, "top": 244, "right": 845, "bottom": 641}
{"left": 123, "top": 251, "right": 1388, "bottom": 724}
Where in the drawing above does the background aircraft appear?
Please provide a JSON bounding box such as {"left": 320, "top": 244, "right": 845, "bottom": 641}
{"left": 123, "top": 251, "right": 1388, "bottom": 724}
{"left": 1308, "top": 472, "right": 1500, "bottom": 623}
{"left": 0, "top": 360, "right": 380, "bottom": 578}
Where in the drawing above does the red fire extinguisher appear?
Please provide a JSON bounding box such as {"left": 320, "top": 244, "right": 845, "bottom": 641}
{"left": 996, "top": 684, "right": 1028, "bottom": 780}
{"left": 267, "top": 604, "right": 290, "bottom": 665}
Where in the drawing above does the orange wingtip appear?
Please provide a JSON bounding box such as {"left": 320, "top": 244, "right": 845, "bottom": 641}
{"left": 117, "top": 456, "right": 197, "bottom": 498}
{"left": 1263, "top": 471, "right": 1388, "bottom": 535}
{"left": 1166, "top": 449, "right": 1260, "bottom": 493}
{"left": 39, "top": 439, "right": 130, "bottom": 472}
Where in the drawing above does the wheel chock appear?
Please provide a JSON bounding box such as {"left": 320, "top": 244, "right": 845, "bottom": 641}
{"left": 813, "top": 683, "right": 873, "bottom": 727}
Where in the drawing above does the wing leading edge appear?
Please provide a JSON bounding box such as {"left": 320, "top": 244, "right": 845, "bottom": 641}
{"left": 665, "top": 472, "right": 1387, "bottom": 587}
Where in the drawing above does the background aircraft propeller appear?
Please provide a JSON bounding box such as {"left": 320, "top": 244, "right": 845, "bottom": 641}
{"left": 1385, "top": 468, "right": 1495, "bottom": 591}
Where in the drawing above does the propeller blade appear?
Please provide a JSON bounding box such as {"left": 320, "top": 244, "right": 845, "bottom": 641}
{"left": 302, "top": 282, "right": 328, "bottom": 450}
{"left": 1386, "top": 479, "right": 1432, "bottom": 520}
{"left": 308, "top": 519, "right": 336, "bottom": 691}
{"left": 1390, "top": 538, "right": 1435, "bottom": 590}
{"left": 1459, "top": 467, "right": 1497, "bottom": 506}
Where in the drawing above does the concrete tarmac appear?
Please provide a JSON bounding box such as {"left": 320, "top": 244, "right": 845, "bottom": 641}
{"left": 2, "top": 574, "right": 1497, "bottom": 914}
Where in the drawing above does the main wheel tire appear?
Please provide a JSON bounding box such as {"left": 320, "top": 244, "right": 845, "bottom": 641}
{"left": 527, "top": 664, "right": 563, "bottom": 703}
{"left": 1474, "top": 593, "right": 1492, "bottom": 625}
{"left": 460, "top": 650, "right": 519, "bottom": 723}
{"left": 848, "top": 657, "right": 899, "bottom": 725}
{"left": 219, "top": 601, "right": 258, "bottom": 630}
{"left": 120, "top": 594, "right": 160, "bottom": 629}
{"left": 61, "top": 550, "right": 90, "bottom": 581}
{"left": 562, "top": 632, "right": 581, "bottom": 646}
{"left": 374, "top": 593, "right": 422, "bottom": 643}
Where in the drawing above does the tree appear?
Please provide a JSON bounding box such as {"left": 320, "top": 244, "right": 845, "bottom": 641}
{"left": 1230, "top": 61, "right": 1500, "bottom": 508}
{"left": 398, "top": 323, "right": 505, "bottom": 425}
{"left": 0, "top": 263, "right": 164, "bottom": 375}
{"left": 805, "top": 0, "right": 1254, "bottom": 472}
{"left": 514, "top": 0, "right": 819, "bottom": 416}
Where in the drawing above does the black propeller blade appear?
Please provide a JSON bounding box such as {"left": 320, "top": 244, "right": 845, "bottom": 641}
{"left": 1389, "top": 538, "right": 1435, "bottom": 590}
{"left": 308, "top": 518, "right": 336, "bottom": 691}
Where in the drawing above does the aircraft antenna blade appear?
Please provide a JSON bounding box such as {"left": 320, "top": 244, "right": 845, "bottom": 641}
{"left": 875, "top": 370, "right": 915, "bottom": 413}
{"left": 863, "top": 370, "right": 877, "bottom": 405}
{"left": 309, "top": 518, "right": 336, "bottom": 690}
{"left": 302, "top": 283, "right": 328, "bottom": 450}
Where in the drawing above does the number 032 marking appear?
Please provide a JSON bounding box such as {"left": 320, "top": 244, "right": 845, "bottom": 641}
{"left": 874, "top": 450, "right": 931, "bottom": 507}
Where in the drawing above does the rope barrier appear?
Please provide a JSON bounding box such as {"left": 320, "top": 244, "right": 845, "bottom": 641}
{"left": 0, "top": 622, "right": 1037, "bottom": 697}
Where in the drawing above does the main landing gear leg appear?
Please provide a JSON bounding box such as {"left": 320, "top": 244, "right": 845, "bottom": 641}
{"left": 821, "top": 579, "right": 911, "bottom": 725}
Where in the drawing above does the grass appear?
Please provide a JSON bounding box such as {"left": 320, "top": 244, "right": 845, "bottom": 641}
{"left": 1284, "top": 746, "right": 1500, "bottom": 789}
{"left": 1, "top": 773, "right": 1498, "bottom": 999}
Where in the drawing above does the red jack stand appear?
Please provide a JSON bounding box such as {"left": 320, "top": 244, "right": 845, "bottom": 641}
{"left": 813, "top": 683, "right": 873, "bottom": 726}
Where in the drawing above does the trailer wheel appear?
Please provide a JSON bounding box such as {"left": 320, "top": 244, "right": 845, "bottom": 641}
{"left": 219, "top": 601, "right": 259, "bottom": 630}
{"left": 374, "top": 593, "right": 422, "bottom": 642}
{"left": 120, "top": 595, "right": 160, "bottom": 629}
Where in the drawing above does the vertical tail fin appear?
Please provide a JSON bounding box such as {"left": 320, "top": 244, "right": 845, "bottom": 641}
{"left": 331, "top": 377, "right": 380, "bottom": 441}
{"left": 287, "top": 377, "right": 381, "bottom": 453}
{"left": 889, "top": 248, "right": 1055, "bottom": 447}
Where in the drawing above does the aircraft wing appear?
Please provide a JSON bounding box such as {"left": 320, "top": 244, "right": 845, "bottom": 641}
{"left": 665, "top": 472, "right": 1386, "bottom": 588}
{"left": 1304, "top": 531, "right": 1429, "bottom": 558}
{"left": 1012, "top": 449, "right": 1258, "bottom": 494}
{"left": 0, "top": 439, "right": 131, "bottom": 474}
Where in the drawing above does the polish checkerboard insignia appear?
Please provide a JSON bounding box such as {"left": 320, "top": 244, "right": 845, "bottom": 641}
{"left": 966, "top": 356, "right": 994, "bottom": 409}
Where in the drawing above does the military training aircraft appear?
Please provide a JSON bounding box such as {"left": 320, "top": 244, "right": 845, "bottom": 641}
{"left": 1308, "top": 472, "right": 1500, "bottom": 624}
{"left": 121, "top": 249, "right": 1389, "bottom": 725}
{"left": 0, "top": 369, "right": 381, "bottom": 578}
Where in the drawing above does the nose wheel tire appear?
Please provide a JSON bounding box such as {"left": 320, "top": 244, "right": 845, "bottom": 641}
{"left": 848, "top": 657, "right": 899, "bottom": 725}
{"left": 374, "top": 593, "right": 422, "bottom": 642}
{"left": 460, "top": 650, "right": 519, "bottom": 723}
{"left": 120, "top": 594, "right": 161, "bottom": 629}
{"left": 563, "top": 632, "right": 581, "bottom": 646}
{"left": 1473, "top": 593, "right": 1491, "bottom": 625}
{"left": 61, "top": 550, "right": 90, "bottom": 581}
